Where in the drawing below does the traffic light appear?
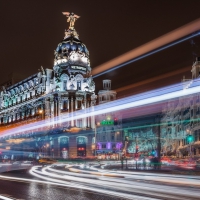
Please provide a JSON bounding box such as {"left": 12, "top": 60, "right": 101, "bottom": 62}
{"left": 114, "top": 118, "right": 118, "bottom": 125}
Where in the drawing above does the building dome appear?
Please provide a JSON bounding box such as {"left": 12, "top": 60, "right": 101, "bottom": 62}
{"left": 54, "top": 29, "right": 91, "bottom": 75}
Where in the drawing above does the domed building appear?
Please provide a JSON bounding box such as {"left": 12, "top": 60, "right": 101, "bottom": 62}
{"left": 0, "top": 13, "right": 98, "bottom": 159}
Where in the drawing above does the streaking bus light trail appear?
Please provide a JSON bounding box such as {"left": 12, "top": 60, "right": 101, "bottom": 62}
{"left": 1, "top": 78, "right": 200, "bottom": 137}
{"left": 92, "top": 18, "right": 200, "bottom": 77}
{"left": 93, "top": 32, "right": 200, "bottom": 78}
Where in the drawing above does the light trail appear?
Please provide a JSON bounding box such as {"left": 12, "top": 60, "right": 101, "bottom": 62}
{"left": 0, "top": 195, "right": 13, "bottom": 200}
{"left": 1, "top": 78, "right": 200, "bottom": 137}
{"left": 0, "top": 167, "right": 138, "bottom": 200}
{"left": 28, "top": 164, "right": 200, "bottom": 199}
{"left": 92, "top": 18, "right": 200, "bottom": 77}
{"left": 116, "top": 66, "right": 191, "bottom": 94}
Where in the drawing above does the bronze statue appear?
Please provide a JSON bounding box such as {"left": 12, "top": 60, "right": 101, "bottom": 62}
{"left": 62, "top": 12, "right": 80, "bottom": 29}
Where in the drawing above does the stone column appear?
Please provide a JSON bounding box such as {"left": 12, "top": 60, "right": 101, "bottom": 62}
{"left": 54, "top": 100, "right": 57, "bottom": 126}
{"left": 71, "top": 97, "right": 74, "bottom": 126}
{"left": 91, "top": 94, "right": 96, "bottom": 129}
{"left": 87, "top": 102, "right": 90, "bottom": 128}
{"left": 57, "top": 97, "right": 62, "bottom": 126}
{"left": 83, "top": 94, "right": 87, "bottom": 128}
{"left": 75, "top": 97, "right": 77, "bottom": 126}
{"left": 60, "top": 98, "right": 63, "bottom": 110}
{"left": 67, "top": 98, "right": 69, "bottom": 110}
{"left": 50, "top": 98, "right": 54, "bottom": 127}
{"left": 75, "top": 98, "right": 77, "bottom": 110}
{"left": 58, "top": 98, "right": 61, "bottom": 116}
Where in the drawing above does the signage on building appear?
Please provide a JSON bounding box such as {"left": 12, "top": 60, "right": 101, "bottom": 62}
{"left": 100, "top": 120, "right": 114, "bottom": 126}
{"left": 70, "top": 65, "right": 87, "bottom": 72}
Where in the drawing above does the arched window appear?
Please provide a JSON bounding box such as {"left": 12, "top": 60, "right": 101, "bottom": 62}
{"left": 63, "top": 80, "right": 67, "bottom": 90}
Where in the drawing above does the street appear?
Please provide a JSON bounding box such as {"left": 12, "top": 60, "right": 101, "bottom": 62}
{"left": 0, "top": 171, "right": 119, "bottom": 200}
{"left": 0, "top": 163, "right": 199, "bottom": 200}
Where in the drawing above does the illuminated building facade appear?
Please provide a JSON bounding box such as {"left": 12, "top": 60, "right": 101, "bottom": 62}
{"left": 0, "top": 13, "right": 98, "bottom": 159}
{"left": 161, "top": 57, "right": 200, "bottom": 158}
{"left": 95, "top": 80, "right": 123, "bottom": 158}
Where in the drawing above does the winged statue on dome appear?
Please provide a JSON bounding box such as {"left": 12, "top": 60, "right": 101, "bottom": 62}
{"left": 62, "top": 12, "right": 80, "bottom": 30}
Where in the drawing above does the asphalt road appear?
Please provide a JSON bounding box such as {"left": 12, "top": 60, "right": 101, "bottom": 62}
{"left": 0, "top": 164, "right": 200, "bottom": 200}
{"left": 0, "top": 172, "right": 121, "bottom": 200}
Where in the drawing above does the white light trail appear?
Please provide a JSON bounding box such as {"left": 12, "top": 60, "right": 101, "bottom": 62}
{"left": 92, "top": 18, "right": 200, "bottom": 77}
{"left": 29, "top": 164, "right": 200, "bottom": 199}
{"left": 0, "top": 195, "right": 13, "bottom": 200}
{"left": 1, "top": 79, "right": 200, "bottom": 137}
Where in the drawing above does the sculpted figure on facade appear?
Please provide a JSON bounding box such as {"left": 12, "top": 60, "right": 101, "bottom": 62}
{"left": 62, "top": 12, "right": 80, "bottom": 30}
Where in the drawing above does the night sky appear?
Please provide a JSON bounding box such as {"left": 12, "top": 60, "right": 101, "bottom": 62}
{"left": 1, "top": 0, "right": 200, "bottom": 97}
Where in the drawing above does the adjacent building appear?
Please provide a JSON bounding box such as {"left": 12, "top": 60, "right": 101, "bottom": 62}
{"left": 161, "top": 57, "right": 200, "bottom": 158}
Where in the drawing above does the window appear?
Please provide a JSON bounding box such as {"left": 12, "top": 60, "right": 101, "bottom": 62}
{"left": 63, "top": 80, "right": 67, "bottom": 90}
{"left": 112, "top": 144, "right": 116, "bottom": 149}
{"left": 77, "top": 81, "right": 81, "bottom": 90}
{"left": 102, "top": 144, "right": 106, "bottom": 148}
{"left": 103, "top": 136, "right": 105, "bottom": 141}
{"left": 111, "top": 135, "right": 114, "bottom": 141}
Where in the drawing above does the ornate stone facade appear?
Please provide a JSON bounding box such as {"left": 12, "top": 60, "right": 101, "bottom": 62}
{"left": 161, "top": 57, "right": 200, "bottom": 158}
{"left": 95, "top": 80, "right": 122, "bottom": 156}
{"left": 0, "top": 13, "right": 98, "bottom": 159}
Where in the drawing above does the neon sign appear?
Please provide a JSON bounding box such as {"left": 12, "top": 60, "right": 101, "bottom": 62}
{"left": 100, "top": 120, "right": 114, "bottom": 126}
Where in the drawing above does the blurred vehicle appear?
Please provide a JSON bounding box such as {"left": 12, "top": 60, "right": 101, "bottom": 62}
{"left": 21, "top": 161, "right": 33, "bottom": 166}
{"left": 196, "top": 159, "right": 200, "bottom": 168}
{"left": 12, "top": 161, "right": 21, "bottom": 166}
{"left": 161, "top": 157, "right": 171, "bottom": 165}
{"left": 39, "top": 158, "right": 56, "bottom": 165}
{"left": 176, "top": 159, "right": 196, "bottom": 169}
